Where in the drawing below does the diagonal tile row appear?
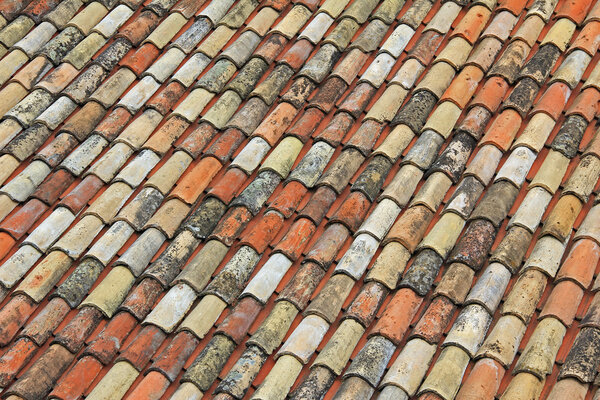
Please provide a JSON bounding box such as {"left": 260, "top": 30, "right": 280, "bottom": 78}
{"left": 0, "top": 0, "right": 599, "bottom": 399}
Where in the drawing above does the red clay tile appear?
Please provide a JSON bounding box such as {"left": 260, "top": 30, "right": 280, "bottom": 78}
{"left": 126, "top": 370, "right": 170, "bottom": 400}
{"left": 540, "top": 280, "right": 583, "bottom": 326}
{"left": 54, "top": 306, "right": 104, "bottom": 353}
{"left": 299, "top": 186, "right": 337, "bottom": 225}
{"left": 346, "top": 120, "right": 384, "bottom": 154}
{"left": 32, "top": 170, "right": 76, "bottom": 206}
{"left": 555, "top": 320, "right": 580, "bottom": 365}
{"left": 279, "top": 39, "right": 314, "bottom": 71}
{"left": 566, "top": 88, "right": 600, "bottom": 122}
{"left": 217, "top": 297, "right": 263, "bottom": 344}
{"left": 456, "top": 358, "right": 505, "bottom": 400}
{"left": 310, "top": 77, "right": 349, "bottom": 113}
{"left": 556, "top": 0, "right": 593, "bottom": 24}
{"left": 120, "top": 278, "right": 163, "bottom": 319}
{"left": 253, "top": 102, "right": 298, "bottom": 146}
{"left": 7, "top": 343, "right": 75, "bottom": 399}
{"left": 263, "top": 0, "right": 292, "bottom": 10}
{"left": 497, "top": 0, "right": 527, "bottom": 14}
{"left": 85, "top": 312, "right": 138, "bottom": 364}
{"left": 0, "top": 0, "right": 31, "bottom": 20}
{"left": 60, "top": 175, "right": 105, "bottom": 214}
{"left": 268, "top": 181, "right": 308, "bottom": 218}
{"left": 305, "top": 223, "right": 350, "bottom": 268}
{"left": 288, "top": 107, "right": 325, "bottom": 143}
{"left": 0, "top": 233, "right": 16, "bottom": 260}
{"left": 330, "top": 191, "right": 371, "bottom": 232}
{"left": 20, "top": 298, "right": 70, "bottom": 346}
{"left": 49, "top": 355, "right": 104, "bottom": 400}
{"left": 0, "top": 295, "right": 37, "bottom": 347}
{"left": 208, "top": 168, "right": 249, "bottom": 204}
{"left": 211, "top": 206, "right": 254, "bottom": 247}
{"left": 334, "top": 52, "right": 368, "bottom": 87}
{"left": 1, "top": 199, "right": 47, "bottom": 239}
{"left": 36, "top": 133, "right": 79, "bottom": 168}
{"left": 556, "top": 239, "right": 600, "bottom": 288}
{"left": 205, "top": 128, "right": 247, "bottom": 163}
{"left": 314, "top": 112, "right": 355, "bottom": 147}
{"left": 450, "top": 219, "right": 497, "bottom": 271}
{"left": 458, "top": 106, "right": 491, "bottom": 140}
{"left": 145, "top": 116, "right": 192, "bottom": 155}
{"left": 172, "top": 0, "right": 208, "bottom": 18}
{"left": 60, "top": 101, "right": 107, "bottom": 142}
{"left": 571, "top": 21, "right": 600, "bottom": 56}
{"left": 119, "top": 325, "right": 167, "bottom": 370}
{"left": 576, "top": 288, "right": 593, "bottom": 320}
{"left": 147, "top": 81, "right": 187, "bottom": 115}
{"left": 480, "top": 109, "right": 522, "bottom": 151}
{"left": 177, "top": 122, "right": 217, "bottom": 159}
{"left": 472, "top": 76, "right": 510, "bottom": 113}
{"left": 5, "top": 3, "right": 600, "bottom": 398}
{"left": 240, "top": 211, "right": 285, "bottom": 253}
{"left": 171, "top": 156, "right": 222, "bottom": 204}
{"left": 274, "top": 218, "right": 316, "bottom": 261}
{"left": 255, "top": 34, "right": 288, "bottom": 64}
{"left": 339, "top": 83, "right": 378, "bottom": 118}
{"left": 411, "top": 295, "right": 457, "bottom": 344}
{"left": 94, "top": 107, "right": 134, "bottom": 141}
{"left": 532, "top": 82, "right": 571, "bottom": 120}
{"left": 371, "top": 288, "right": 423, "bottom": 345}
{"left": 345, "top": 282, "right": 389, "bottom": 327}
{"left": 0, "top": 337, "right": 37, "bottom": 388}
{"left": 118, "top": 10, "right": 162, "bottom": 46}
{"left": 122, "top": 43, "right": 161, "bottom": 75}
{"left": 442, "top": 66, "right": 484, "bottom": 108}
{"left": 452, "top": 6, "right": 490, "bottom": 44}
{"left": 22, "top": 0, "right": 60, "bottom": 22}
{"left": 150, "top": 331, "right": 199, "bottom": 381}
{"left": 385, "top": 205, "right": 434, "bottom": 253}
{"left": 582, "top": 292, "right": 600, "bottom": 326}
{"left": 410, "top": 30, "right": 444, "bottom": 66}
{"left": 279, "top": 261, "right": 327, "bottom": 309}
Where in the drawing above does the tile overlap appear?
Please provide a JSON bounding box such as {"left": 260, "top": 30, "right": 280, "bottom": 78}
{"left": 0, "top": 0, "right": 597, "bottom": 399}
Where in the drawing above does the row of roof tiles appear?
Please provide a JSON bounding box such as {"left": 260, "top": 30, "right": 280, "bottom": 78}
{"left": 0, "top": 0, "right": 598, "bottom": 399}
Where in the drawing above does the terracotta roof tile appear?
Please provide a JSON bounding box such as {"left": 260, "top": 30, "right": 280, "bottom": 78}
{"left": 0, "top": 0, "right": 600, "bottom": 398}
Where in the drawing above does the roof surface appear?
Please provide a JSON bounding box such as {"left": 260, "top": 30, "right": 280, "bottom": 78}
{"left": 0, "top": 0, "right": 598, "bottom": 399}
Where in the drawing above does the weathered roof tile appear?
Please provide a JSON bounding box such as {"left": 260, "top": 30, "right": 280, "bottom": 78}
{"left": 1, "top": 1, "right": 600, "bottom": 398}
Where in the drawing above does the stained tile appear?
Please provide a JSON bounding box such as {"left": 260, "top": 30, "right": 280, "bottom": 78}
{"left": 64, "top": 32, "right": 108, "bottom": 70}
{"left": 418, "top": 345, "right": 470, "bottom": 399}
{"left": 0, "top": 16, "right": 35, "bottom": 47}
{"left": 477, "top": 314, "right": 526, "bottom": 367}
{"left": 89, "top": 68, "right": 136, "bottom": 108}
{"left": 0, "top": 2, "right": 598, "bottom": 398}
{"left": 515, "top": 317, "right": 566, "bottom": 379}
{"left": 490, "top": 226, "right": 532, "bottom": 274}
{"left": 343, "top": 335, "right": 396, "bottom": 388}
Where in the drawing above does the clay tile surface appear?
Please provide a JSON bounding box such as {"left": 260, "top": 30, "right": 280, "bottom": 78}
{"left": 0, "top": 0, "right": 600, "bottom": 399}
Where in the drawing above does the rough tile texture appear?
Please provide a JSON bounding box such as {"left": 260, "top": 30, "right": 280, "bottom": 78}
{"left": 0, "top": 0, "right": 599, "bottom": 399}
